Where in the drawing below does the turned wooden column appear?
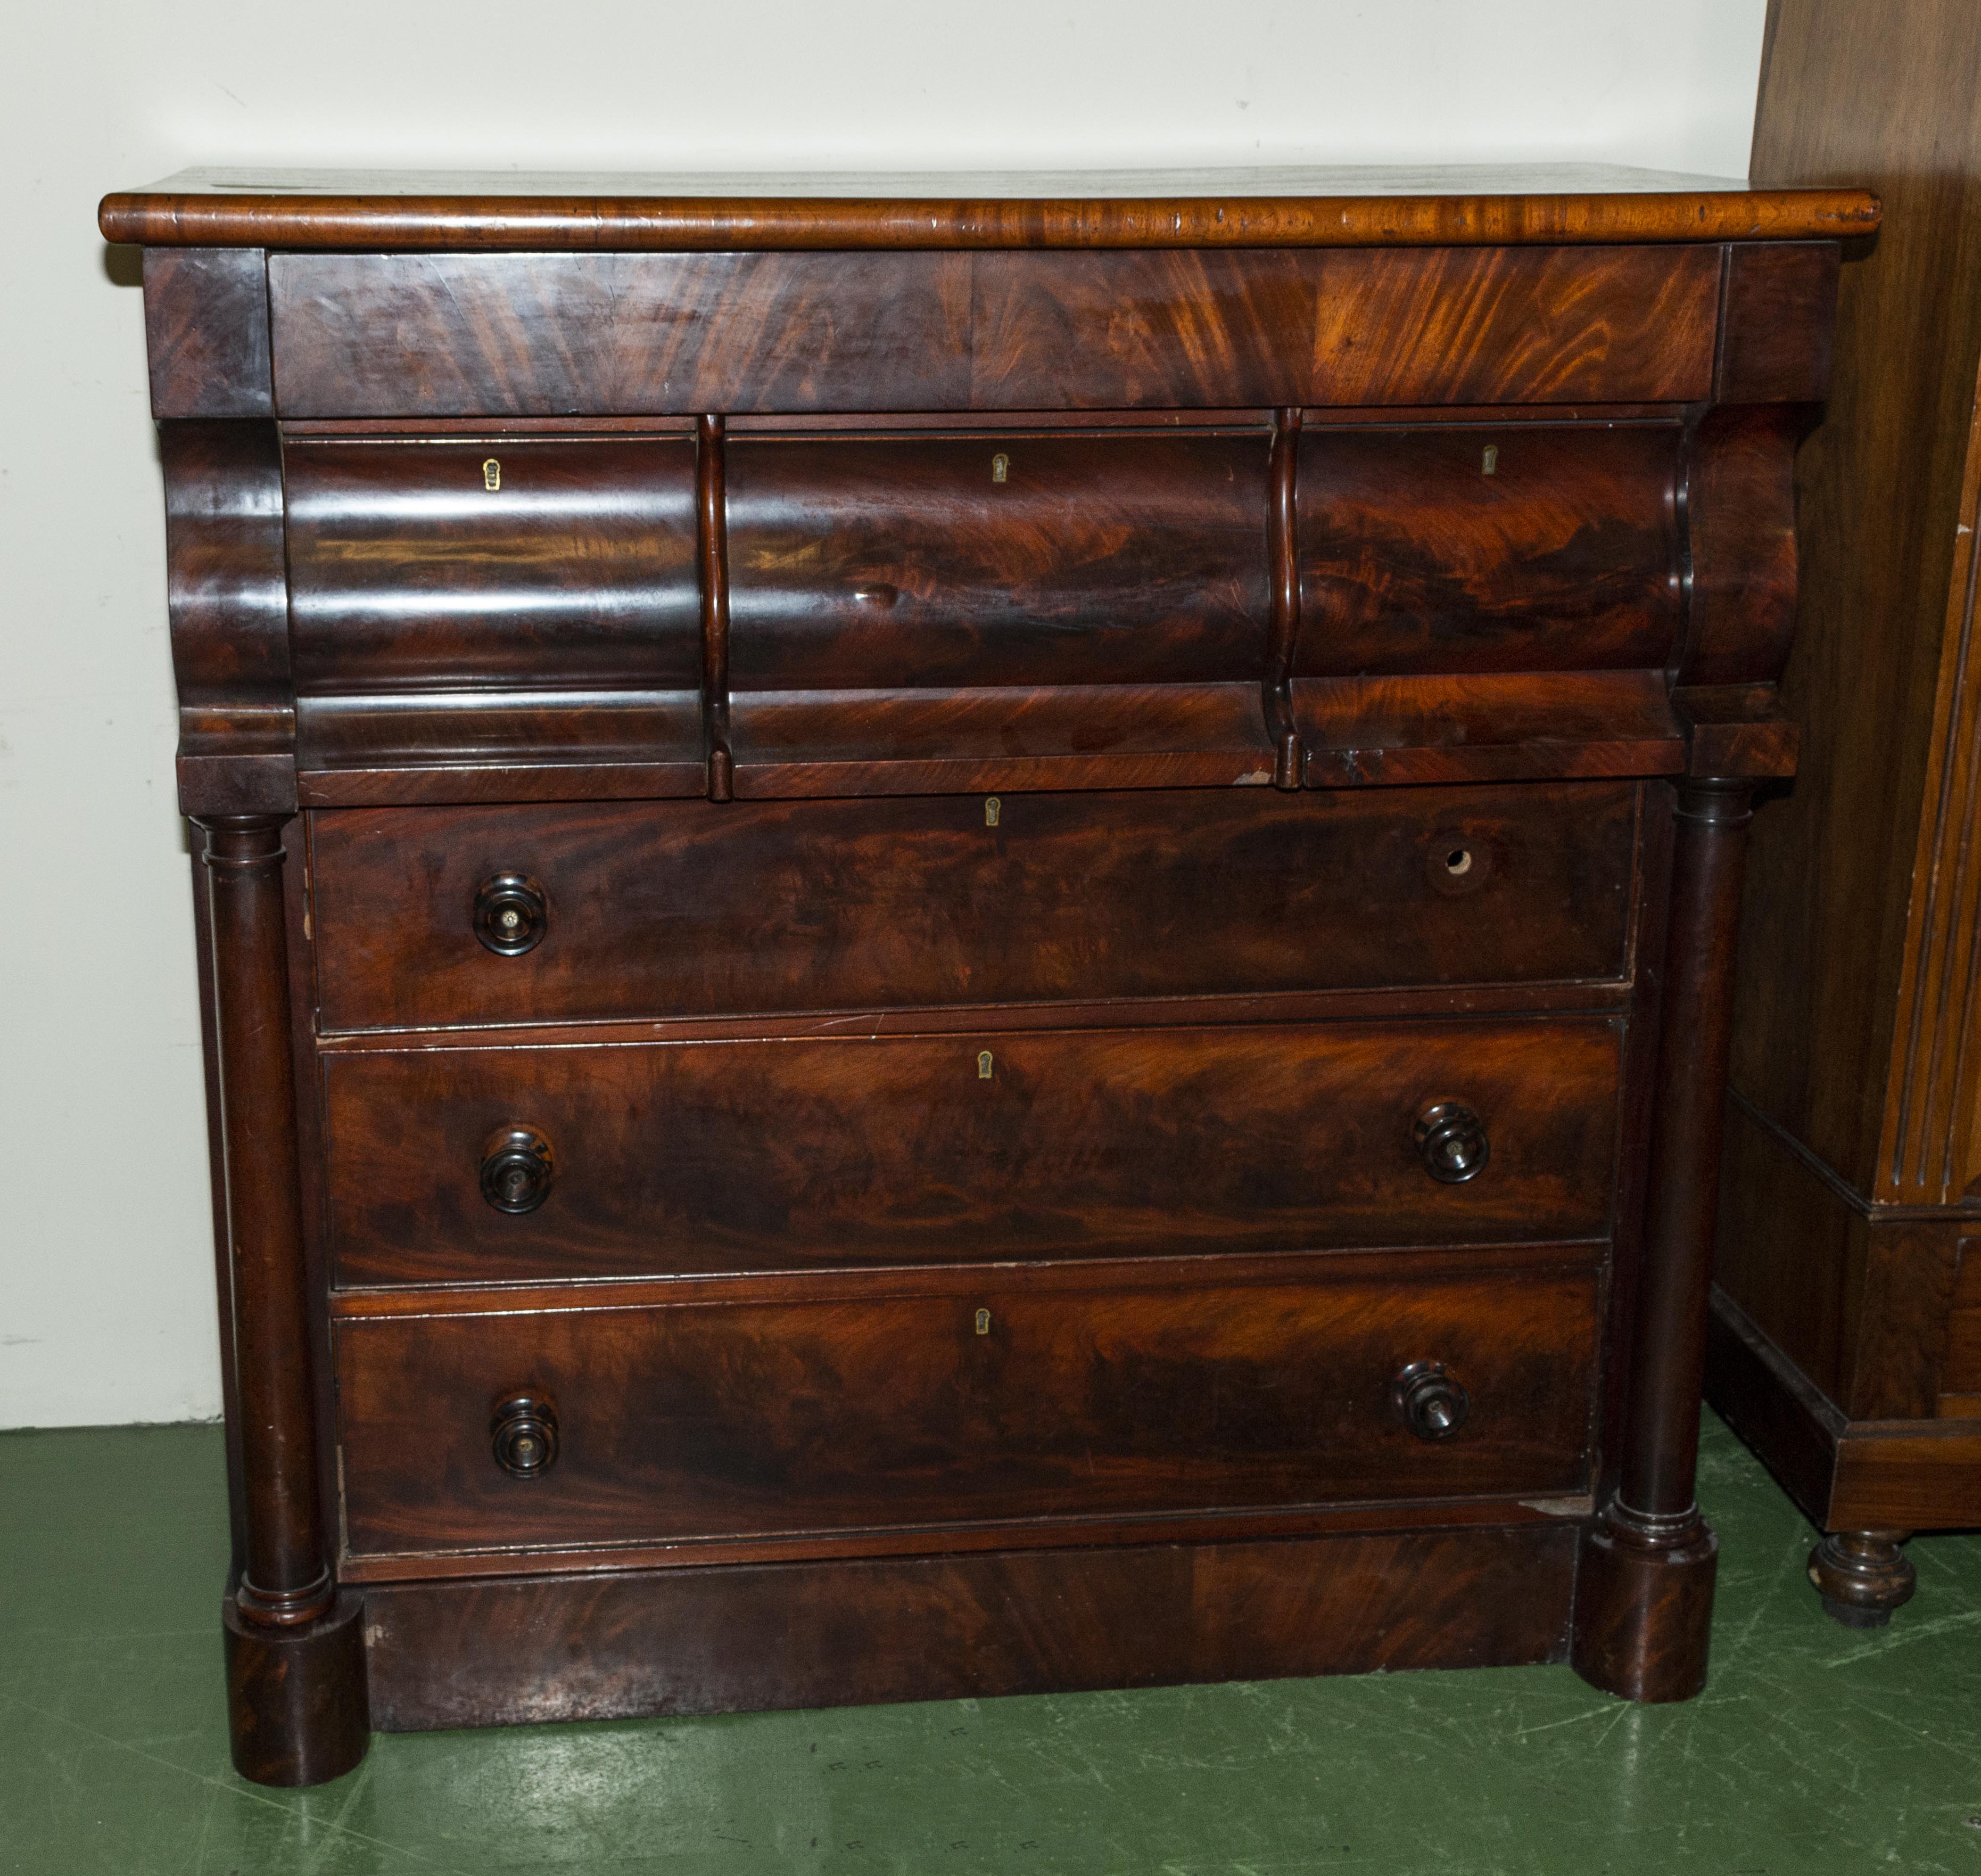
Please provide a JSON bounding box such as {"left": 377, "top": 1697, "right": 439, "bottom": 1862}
{"left": 1574, "top": 778, "right": 1754, "bottom": 1701}
{"left": 196, "top": 815, "right": 368, "bottom": 1784}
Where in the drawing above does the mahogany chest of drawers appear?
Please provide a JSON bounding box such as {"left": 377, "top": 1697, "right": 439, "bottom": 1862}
{"left": 100, "top": 166, "right": 1876, "bottom": 1786}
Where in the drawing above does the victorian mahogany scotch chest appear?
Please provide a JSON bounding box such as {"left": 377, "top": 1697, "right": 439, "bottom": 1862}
{"left": 99, "top": 166, "right": 1876, "bottom": 1786}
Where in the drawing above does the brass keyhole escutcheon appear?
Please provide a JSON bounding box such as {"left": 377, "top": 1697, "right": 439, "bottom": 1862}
{"left": 978, "top": 1050, "right": 994, "bottom": 1080}
{"left": 483, "top": 457, "right": 501, "bottom": 490}
{"left": 990, "top": 452, "right": 1010, "bottom": 483}
{"left": 975, "top": 1307, "right": 992, "bottom": 1336}
{"left": 1481, "top": 445, "right": 1499, "bottom": 476}
{"left": 985, "top": 796, "right": 1001, "bottom": 827}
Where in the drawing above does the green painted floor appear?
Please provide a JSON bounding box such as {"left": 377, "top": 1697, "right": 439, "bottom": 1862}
{"left": 3, "top": 1417, "right": 1979, "bottom": 1875}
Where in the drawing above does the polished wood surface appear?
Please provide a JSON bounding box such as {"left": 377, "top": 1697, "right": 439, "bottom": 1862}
{"left": 164, "top": 425, "right": 293, "bottom": 817}
{"left": 728, "top": 430, "right": 1269, "bottom": 686}
{"left": 285, "top": 436, "right": 701, "bottom": 693}
{"left": 1708, "top": 0, "right": 1981, "bottom": 1613}
{"left": 110, "top": 167, "right": 1860, "bottom": 1780}
{"left": 261, "top": 246, "right": 1724, "bottom": 417}
{"left": 306, "top": 782, "right": 1638, "bottom": 1033}
{"left": 1292, "top": 421, "right": 1683, "bottom": 676}
{"left": 320, "top": 1018, "right": 1622, "bottom": 1285}
{"left": 99, "top": 163, "right": 1878, "bottom": 251}
{"left": 143, "top": 248, "right": 271, "bottom": 418}
{"left": 362, "top": 1524, "right": 1578, "bottom": 1730}
{"left": 336, "top": 1260, "right": 1599, "bottom": 1560}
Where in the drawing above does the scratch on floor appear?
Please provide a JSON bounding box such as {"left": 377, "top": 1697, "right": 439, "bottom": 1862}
{"left": 1823, "top": 1606, "right": 1981, "bottom": 1669}
{"left": 1512, "top": 1704, "right": 1616, "bottom": 1739}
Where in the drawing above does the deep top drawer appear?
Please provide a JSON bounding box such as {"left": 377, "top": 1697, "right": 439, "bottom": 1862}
{"left": 307, "top": 779, "right": 1638, "bottom": 1033}
{"left": 725, "top": 429, "right": 1269, "bottom": 690}
{"left": 284, "top": 435, "right": 701, "bottom": 696}
{"left": 1294, "top": 422, "right": 1684, "bottom": 678}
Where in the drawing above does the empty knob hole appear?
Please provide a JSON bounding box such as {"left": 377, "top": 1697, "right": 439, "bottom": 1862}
{"left": 1445, "top": 847, "right": 1473, "bottom": 876}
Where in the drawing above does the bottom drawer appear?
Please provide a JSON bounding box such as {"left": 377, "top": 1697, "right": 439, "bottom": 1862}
{"left": 335, "top": 1263, "right": 1600, "bottom": 1564}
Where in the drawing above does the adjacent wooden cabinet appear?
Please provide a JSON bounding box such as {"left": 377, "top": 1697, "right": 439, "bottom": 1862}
{"left": 1709, "top": 0, "right": 1981, "bottom": 1624}
{"left": 100, "top": 164, "right": 1875, "bottom": 1785}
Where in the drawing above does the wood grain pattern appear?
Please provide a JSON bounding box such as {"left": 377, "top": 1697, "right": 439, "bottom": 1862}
{"left": 262, "top": 246, "right": 1722, "bottom": 417}
{"left": 306, "top": 782, "right": 1638, "bottom": 1033}
{"left": 281, "top": 435, "right": 707, "bottom": 797}
{"left": 1878, "top": 363, "right": 1981, "bottom": 1204}
{"left": 1829, "top": 1420, "right": 1981, "bottom": 1529}
{"left": 1713, "top": 0, "right": 1981, "bottom": 1566}
{"left": 727, "top": 682, "right": 1276, "bottom": 796}
{"left": 361, "top": 1523, "right": 1578, "bottom": 1731}
{"left": 321, "top": 1017, "right": 1623, "bottom": 1286}
{"left": 197, "top": 819, "right": 336, "bottom": 1633}
{"left": 1716, "top": 241, "right": 1840, "bottom": 405}
{"left": 727, "top": 429, "right": 1270, "bottom": 688}
{"left": 1293, "top": 421, "right": 1683, "bottom": 677}
{"left": 106, "top": 158, "right": 1867, "bottom": 1764}
{"left": 1729, "top": 0, "right": 1981, "bottom": 1194}
{"left": 99, "top": 163, "right": 1879, "bottom": 251}
{"left": 1941, "top": 1240, "right": 1981, "bottom": 1397}
{"left": 163, "top": 422, "right": 294, "bottom": 817}
{"left": 1297, "top": 672, "right": 1686, "bottom": 786}
{"left": 1675, "top": 405, "right": 1802, "bottom": 688}
{"left": 293, "top": 694, "right": 708, "bottom": 803}
{"left": 143, "top": 248, "right": 271, "bottom": 418}
{"left": 333, "top": 1263, "right": 1599, "bottom": 1559}
{"left": 284, "top": 435, "right": 701, "bottom": 694}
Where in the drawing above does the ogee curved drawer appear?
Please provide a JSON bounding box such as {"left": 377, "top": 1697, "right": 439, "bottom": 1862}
{"left": 321, "top": 1015, "right": 1623, "bottom": 1285}
{"left": 333, "top": 1262, "right": 1602, "bottom": 1562}
{"left": 284, "top": 435, "right": 701, "bottom": 695}
{"left": 724, "top": 429, "right": 1273, "bottom": 690}
{"left": 307, "top": 780, "right": 1639, "bottom": 1033}
{"left": 1295, "top": 421, "right": 1685, "bottom": 677}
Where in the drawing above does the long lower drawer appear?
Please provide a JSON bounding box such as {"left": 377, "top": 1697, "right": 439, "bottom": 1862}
{"left": 323, "top": 1016, "right": 1622, "bottom": 1284}
{"left": 334, "top": 1262, "right": 1600, "bottom": 1563}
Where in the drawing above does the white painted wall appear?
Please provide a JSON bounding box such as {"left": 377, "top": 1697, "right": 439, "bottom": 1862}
{"left": 0, "top": 0, "right": 1768, "bottom": 1426}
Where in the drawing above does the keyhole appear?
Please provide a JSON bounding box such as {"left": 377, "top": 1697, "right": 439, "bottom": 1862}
{"left": 975, "top": 1307, "right": 992, "bottom": 1336}
{"left": 483, "top": 458, "right": 501, "bottom": 491}
{"left": 978, "top": 1050, "right": 994, "bottom": 1080}
{"left": 1445, "top": 847, "right": 1473, "bottom": 876}
{"left": 990, "top": 452, "right": 1010, "bottom": 484}
{"left": 985, "top": 796, "right": 1001, "bottom": 827}
{"left": 1480, "top": 446, "right": 1498, "bottom": 476}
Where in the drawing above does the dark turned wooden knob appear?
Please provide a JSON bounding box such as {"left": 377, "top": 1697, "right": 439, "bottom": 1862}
{"left": 490, "top": 1393, "right": 558, "bottom": 1477}
{"left": 1414, "top": 1101, "right": 1490, "bottom": 1184}
{"left": 480, "top": 1126, "right": 554, "bottom": 1214}
{"left": 1394, "top": 1360, "right": 1470, "bottom": 1441}
{"left": 473, "top": 872, "right": 548, "bottom": 956}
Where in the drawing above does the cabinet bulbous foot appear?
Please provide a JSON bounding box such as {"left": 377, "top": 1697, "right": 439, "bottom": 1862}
{"left": 1810, "top": 1529, "right": 1915, "bottom": 1628}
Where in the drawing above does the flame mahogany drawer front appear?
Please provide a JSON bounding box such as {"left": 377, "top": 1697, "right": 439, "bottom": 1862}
{"left": 725, "top": 429, "right": 1270, "bottom": 689}
{"left": 116, "top": 169, "right": 1868, "bottom": 1778}
{"left": 307, "top": 780, "right": 1638, "bottom": 1033}
{"left": 322, "top": 1016, "right": 1621, "bottom": 1286}
{"left": 284, "top": 436, "right": 703, "bottom": 693}
{"left": 332, "top": 1261, "right": 1602, "bottom": 1565}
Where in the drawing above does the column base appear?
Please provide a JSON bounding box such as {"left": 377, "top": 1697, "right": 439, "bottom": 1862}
{"left": 223, "top": 1588, "right": 371, "bottom": 1787}
{"left": 1810, "top": 1530, "right": 1915, "bottom": 1628}
{"left": 1570, "top": 1503, "right": 1718, "bottom": 1702}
